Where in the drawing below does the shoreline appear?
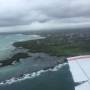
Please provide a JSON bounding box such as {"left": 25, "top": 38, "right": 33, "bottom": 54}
{"left": 13, "top": 38, "right": 90, "bottom": 57}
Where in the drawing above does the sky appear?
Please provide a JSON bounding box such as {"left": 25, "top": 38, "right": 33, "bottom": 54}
{"left": 0, "top": 0, "right": 90, "bottom": 32}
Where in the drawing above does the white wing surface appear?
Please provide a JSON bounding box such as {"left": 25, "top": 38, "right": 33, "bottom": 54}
{"left": 67, "top": 55, "right": 90, "bottom": 90}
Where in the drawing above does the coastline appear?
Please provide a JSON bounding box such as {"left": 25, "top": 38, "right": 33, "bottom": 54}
{"left": 13, "top": 37, "right": 90, "bottom": 57}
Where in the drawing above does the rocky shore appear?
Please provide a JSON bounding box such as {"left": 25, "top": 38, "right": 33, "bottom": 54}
{"left": 0, "top": 52, "right": 30, "bottom": 67}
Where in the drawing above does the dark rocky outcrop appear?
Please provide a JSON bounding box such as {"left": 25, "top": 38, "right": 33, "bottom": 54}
{"left": 0, "top": 53, "right": 30, "bottom": 67}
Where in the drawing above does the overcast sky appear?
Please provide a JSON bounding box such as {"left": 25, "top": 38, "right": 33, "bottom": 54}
{"left": 0, "top": 0, "right": 90, "bottom": 32}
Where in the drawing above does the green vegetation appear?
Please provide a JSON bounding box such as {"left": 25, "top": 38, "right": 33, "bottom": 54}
{"left": 13, "top": 30, "right": 90, "bottom": 57}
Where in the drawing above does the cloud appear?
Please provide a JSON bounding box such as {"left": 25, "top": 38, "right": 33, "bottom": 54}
{"left": 0, "top": 0, "right": 90, "bottom": 32}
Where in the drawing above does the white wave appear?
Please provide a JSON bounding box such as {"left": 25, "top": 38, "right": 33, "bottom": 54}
{"left": 0, "top": 63, "right": 67, "bottom": 86}
{"left": 0, "top": 34, "right": 44, "bottom": 60}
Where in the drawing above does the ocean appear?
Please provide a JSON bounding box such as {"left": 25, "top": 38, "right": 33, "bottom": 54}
{"left": 0, "top": 34, "right": 43, "bottom": 60}
{"left": 0, "top": 34, "right": 75, "bottom": 90}
{"left": 0, "top": 64, "right": 75, "bottom": 90}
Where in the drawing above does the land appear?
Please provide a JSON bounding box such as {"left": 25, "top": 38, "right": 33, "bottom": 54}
{"left": 1, "top": 29, "right": 90, "bottom": 68}
{"left": 0, "top": 53, "right": 30, "bottom": 67}
{"left": 13, "top": 29, "right": 90, "bottom": 57}
{"left": 0, "top": 29, "right": 90, "bottom": 82}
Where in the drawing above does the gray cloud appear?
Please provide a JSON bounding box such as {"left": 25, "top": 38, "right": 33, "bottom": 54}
{"left": 0, "top": 0, "right": 90, "bottom": 32}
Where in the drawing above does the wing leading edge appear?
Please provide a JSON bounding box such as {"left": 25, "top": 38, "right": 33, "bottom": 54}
{"left": 67, "top": 55, "right": 90, "bottom": 90}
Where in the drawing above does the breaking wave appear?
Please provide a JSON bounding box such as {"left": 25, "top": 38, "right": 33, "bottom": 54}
{"left": 0, "top": 34, "right": 45, "bottom": 60}
{"left": 0, "top": 63, "right": 67, "bottom": 86}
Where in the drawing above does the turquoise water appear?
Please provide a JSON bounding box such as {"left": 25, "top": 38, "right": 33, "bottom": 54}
{"left": 0, "top": 34, "right": 43, "bottom": 60}
{"left": 0, "top": 34, "right": 45, "bottom": 81}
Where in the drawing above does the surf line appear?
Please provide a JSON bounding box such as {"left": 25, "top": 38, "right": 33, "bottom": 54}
{"left": 0, "top": 63, "right": 67, "bottom": 86}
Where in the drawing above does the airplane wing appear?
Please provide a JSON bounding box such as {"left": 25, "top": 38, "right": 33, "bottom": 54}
{"left": 67, "top": 55, "right": 90, "bottom": 90}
